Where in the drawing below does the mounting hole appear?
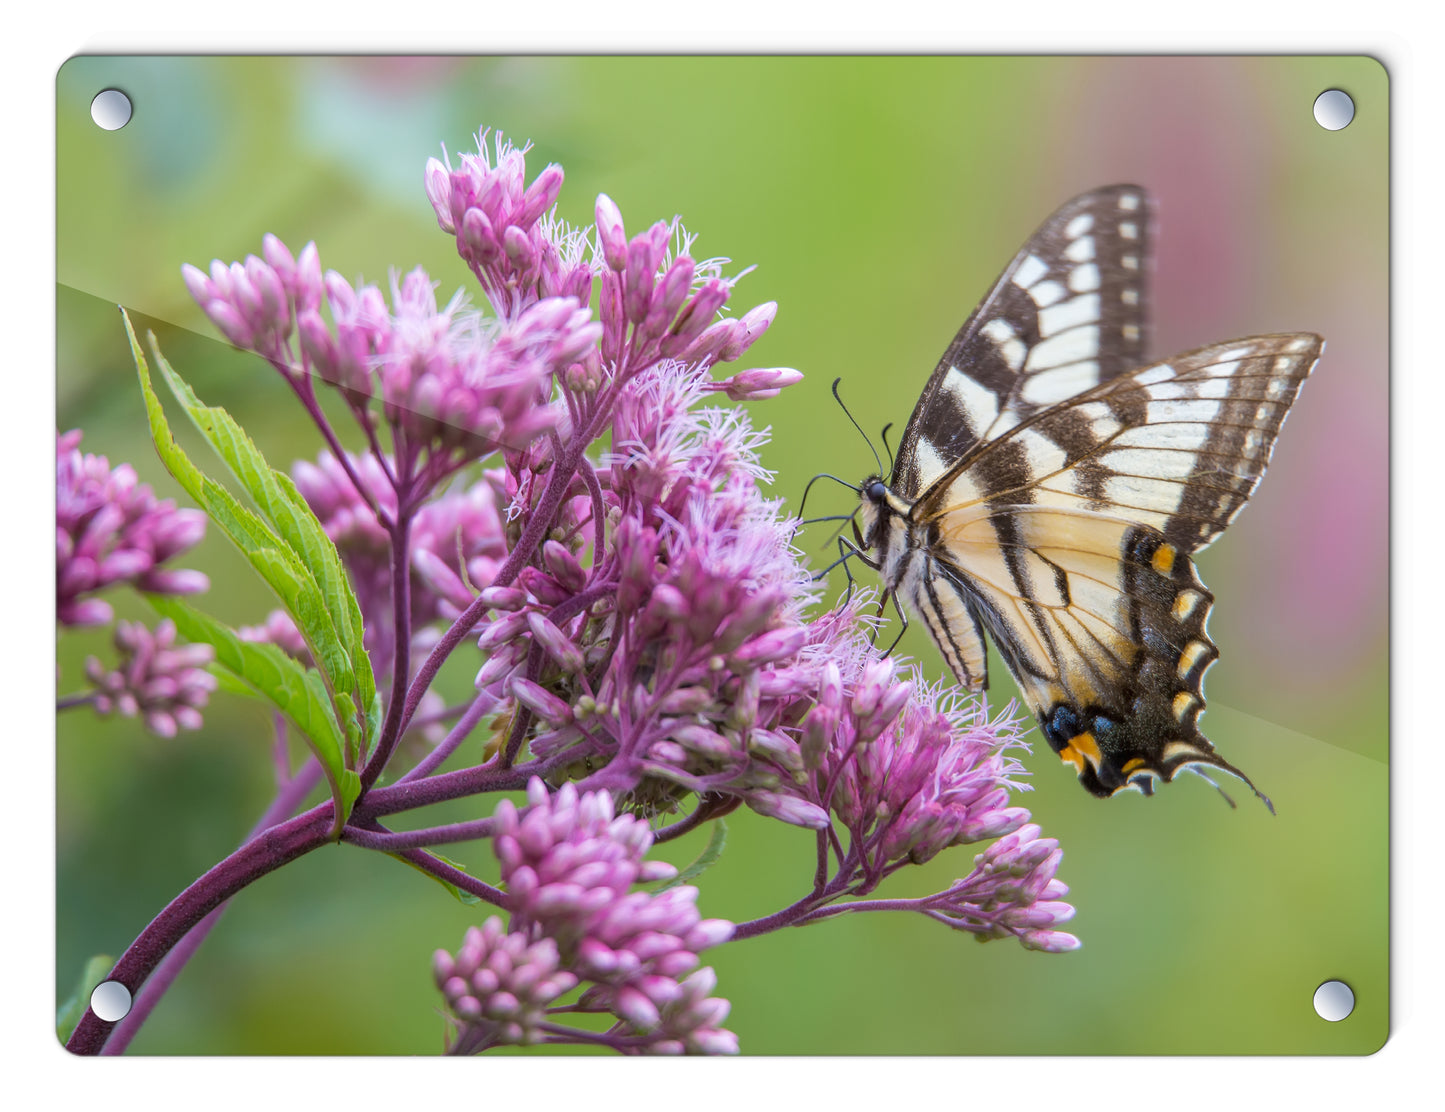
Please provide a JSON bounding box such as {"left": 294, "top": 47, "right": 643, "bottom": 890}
{"left": 1312, "top": 89, "right": 1354, "bottom": 131}
{"left": 89, "top": 980, "right": 133, "bottom": 1023}
{"left": 1313, "top": 979, "right": 1355, "bottom": 1021}
{"left": 90, "top": 88, "right": 133, "bottom": 131}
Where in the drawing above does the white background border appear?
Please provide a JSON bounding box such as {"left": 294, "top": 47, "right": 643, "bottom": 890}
{"left": 7, "top": 4, "right": 1434, "bottom": 1107}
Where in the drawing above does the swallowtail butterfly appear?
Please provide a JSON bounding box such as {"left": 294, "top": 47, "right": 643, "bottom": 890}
{"left": 856, "top": 185, "right": 1320, "bottom": 805}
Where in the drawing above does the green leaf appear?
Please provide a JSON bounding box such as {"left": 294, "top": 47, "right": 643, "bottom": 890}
{"left": 56, "top": 954, "right": 115, "bottom": 1044}
{"left": 147, "top": 594, "right": 360, "bottom": 834}
{"left": 651, "top": 819, "right": 728, "bottom": 892}
{"left": 150, "top": 339, "right": 376, "bottom": 723}
{"left": 124, "top": 311, "right": 373, "bottom": 761}
{"left": 391, "top": 850, "right": 483, "bottom": 905}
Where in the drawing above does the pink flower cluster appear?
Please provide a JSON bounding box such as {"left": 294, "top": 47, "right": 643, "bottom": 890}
{"left": 436, "top": 779, "right": 736, "bottom": 1054}
{"left": 85, "top": 619, "right": 217, "bottom": 738}
{"left": 56, "top": 430, "right": 209, "bottom": 627}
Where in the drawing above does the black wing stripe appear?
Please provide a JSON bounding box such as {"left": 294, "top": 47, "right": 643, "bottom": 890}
{"left": 893, "top": 185, "right": 1153, "bottom": 500}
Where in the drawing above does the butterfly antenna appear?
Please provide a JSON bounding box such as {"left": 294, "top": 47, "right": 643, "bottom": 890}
{"left": 798, "top": 472, "right": 862, "bottom": 519}
{"left": 832, "top": 378, "right": 884, "bottom": 477}
{"left": 880, "top": 422, "right": 896, "bottom": 477}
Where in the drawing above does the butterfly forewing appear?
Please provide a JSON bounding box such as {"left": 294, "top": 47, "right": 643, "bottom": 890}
{"left": 893, "top": 185, "right": 1153, "bottom": 500}
{"left": 917, "top": 333, "right": 1323, "bottom": 552}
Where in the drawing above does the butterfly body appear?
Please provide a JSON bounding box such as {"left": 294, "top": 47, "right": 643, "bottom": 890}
{"left": 859, "top": 185, "right": 1321, "bottom": 804}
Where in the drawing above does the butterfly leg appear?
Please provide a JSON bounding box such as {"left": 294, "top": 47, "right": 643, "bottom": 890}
{"left": 879, "top": 591, "right": 910, "bottom": 659}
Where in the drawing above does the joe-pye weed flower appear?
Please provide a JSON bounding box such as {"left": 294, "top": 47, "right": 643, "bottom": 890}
{"left": 60, "top": 127, "right": 1076, "bottom": 1058}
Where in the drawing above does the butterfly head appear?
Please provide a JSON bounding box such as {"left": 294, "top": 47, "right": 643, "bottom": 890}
{"left": 856, "top": 475, "right": 916, "bottom": 576}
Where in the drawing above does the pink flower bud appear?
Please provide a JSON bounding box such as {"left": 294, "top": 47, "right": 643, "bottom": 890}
{"left": 462, "top": 207, "right": 501, "bottom": 264}
{"left": 181, "top": 263, "right": 214, "bottom": 306}
{"left": 744, "top": 790, "right": 830, "bottom": 830}
{"left": 425, "top": 157, "right": 455, "bottom": 232}
{"left": 526, "top": 610, "right": 586, "bottom": 675}
{"left": 509, "top": 677, "right": 574, "bottom": 725}
{"left": 519, "top": 164, "right": 564, "bottom": 228}
{"left": 661, "top": 278, "right": 730, "bottom": 354}
{"left": 502, "top": 225, "right": 537, "bottom": 273}
{"left": 294, "top": 242, "right": 323, "bottom": 310}
{"left": 595, "top": 193, "right": 628, "bottom": 271}
{"left": 721, "top": 366, "right": 804, "bottom": 401}
{"left": 717, "top": 301, "right": 777, "bottom": 362}
{"left": 542, "top": 539, "right": 587, "bottom": 592}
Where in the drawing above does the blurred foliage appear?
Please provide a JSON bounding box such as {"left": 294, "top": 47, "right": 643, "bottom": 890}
{"left": 56, "top": 56, "right": 1387, "bottom": 1055}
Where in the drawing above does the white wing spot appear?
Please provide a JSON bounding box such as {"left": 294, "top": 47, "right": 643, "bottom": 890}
{"left": 1244, "top": 430, "right": 1264, "bottom": 455}
{"left": 1120, "top": 222, "right": 1138, "bottom": 240}
{"left": 1274, "top": 355, "right": 1297, "bottom": 373}
{"left": 1204, "top": 360, "right": 1239, "bottom": 379}
{"left": 1134, "top": 364, "right": 1175, "bottom": 386}
{"left": 1266, "top": 378, "right": 1288, "bottom": 400}
{"left": 1017, "top": 428, "right": 1069, "bottom": 476}
{"left": 945, "top": 365, "right": 1001, "bottom": 430}
{"left": 1172, "top": 590, "right": 1203, "bottom": 621}
{"left": 1162, "top": 741, "right": 1202, "bottom": 763}
{"left": 1028, "top": 280, "right": 1067, "bottom": 307}
{"left": 1115, "top": 422, "right": 1210, "bottom": 450}
{"left": 1025, "top": 328, "right": 1099, "bottom": 371}
{"left": 1118, "top": 193, "right": 1141, "bottom": 212}
{"left": 1021, "top": 362, "right": 1101, "bottom": 406}
{"left": 982, "top": 318, "right": 1016, "bottom": 342}
{"left": 1123, "top": 323, "right": 1140, "bottom": 341}
{"left": 1255, "top": 403, "right": 1273, "bottom": 421}
{"left": 913, "top": 438, "right": 948, "bottom": 487}
{"left": 1078, "top": 401, "right": 1123, "bottom": 440}
{"left": 1195, "top": 376, "right": 1231, "bottom": 399}
{"left": 1069, "top": 263, "right": 1100, "bottom": 292}
{"left": 1105, "top": 474, "right": 1184, "bottom": 514}
{"left": 1177, "top": 640, "right": 1210, "bottom": 679}
{"left": 1122, "top": 255, "right": 1139, "bottom": 270}
{"left": 1216, "top": 346, "right": 1253, "bottom": 362}
{"left": 1147, "top": 398, "right": 1222, "bottom": 424}
{"left": 1064, "top": 236, "right": 1094, "bottom": 262}
{"left": 1013, "top": 254, "right": 1049, "bottom": 290}
{"left": 1037, "top": 293, "right": 1100, "bottom": 338}
{"left": 1288, "top": 336, "right": 1313, "bottom": 351}
{"left": 1121, "top": 288, "right": 1139, "bottom": 306}
{"left": 1066, "top": 213, "right": 1094, "bottom": 238}
{"left": 1103, "top": 447, "right": 1198, "bottom": 481}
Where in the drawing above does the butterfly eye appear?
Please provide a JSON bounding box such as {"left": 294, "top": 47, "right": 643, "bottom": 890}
{"left": 865, "top": 480, "right": 888, "bottom": 503}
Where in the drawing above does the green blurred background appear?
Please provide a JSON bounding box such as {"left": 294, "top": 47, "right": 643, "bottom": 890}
{"left": 55, "top": 56, "right": 1388, "bottom": 1055}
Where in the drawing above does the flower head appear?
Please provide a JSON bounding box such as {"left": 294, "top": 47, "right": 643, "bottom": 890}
{"left": 85, "top": 619, "right": 217, "bottom": 737}
{"left": 426, "top": 131, "right": 576, "bottom": 317}
{"left": 831, "top": 675, "right": 1033, "bottom": 866}
{"left": 437, "top": 779, "right": 737, "bottom": 1054}
{"left": 57, "top": 430, "right": 209, "bottom": 627}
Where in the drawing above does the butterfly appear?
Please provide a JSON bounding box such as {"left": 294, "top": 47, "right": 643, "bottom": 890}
{"left": 853, "top": 184, "right": 1320, "bottom": 806}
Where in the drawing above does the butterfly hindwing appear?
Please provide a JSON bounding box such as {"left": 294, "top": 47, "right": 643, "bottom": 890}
{"left": 893, "top": 185, "right": 1153, "bottom": 499}
{"left": 924, "top": 505, "right": 1245, "bottom": 799}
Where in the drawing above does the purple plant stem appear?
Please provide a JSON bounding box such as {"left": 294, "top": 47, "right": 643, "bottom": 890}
{"left": 393, "top": 401, "right": 620, "bottom": 740}
{"left": 729, "top": 874, "right": 853, "bottom": 941}
{"left": 66, "top": 802, "right": 336, "bottom": 1055}
{"left": 282, "top": 371, "right": 394, "bottom": 530}
{"left": 57, "top": 692, "right": 98, "bottom": 711}
{"left": 355, "top": 749, "right": 577, "bottom": 818}
{"left": 396, "top": 691, "right": 499, "bottom": 784}
{"left": 360, "top": 505, "right": 415, "bottom": 789}
{"left": 386, "top": 843, "right": 507, "bottom": 906}
{"left": 341, "top": 816, "right": 498, "bottom": 851}
{"left": 101, "top": 757, "right": 326, "bottom": 1055}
